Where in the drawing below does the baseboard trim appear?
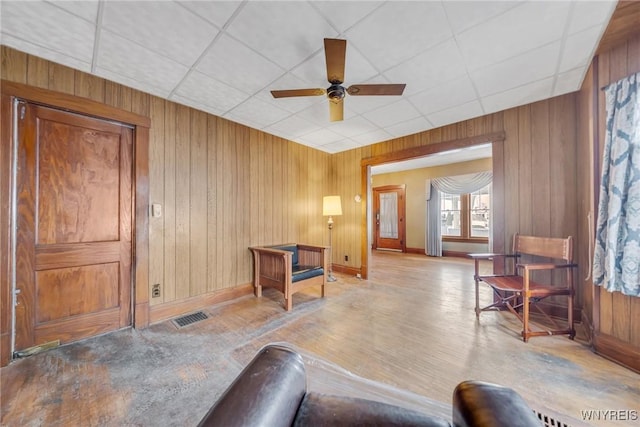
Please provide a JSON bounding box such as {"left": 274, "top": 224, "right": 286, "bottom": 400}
{"left": 149, "top": 284, "right": 254, "bottom": 324}
{"left": 332, "top": 264, "right": 362, "bottom": 277}
{"left": 593, "top": 332, "right": 640, "bottom": 374}
{"left": 442, "top": 250, "right": 470, "bottom": 258}
{"left": 581, "top": 309, "right": 594, "bottom": 345}
{"left": 406, "top": 247, "right": 425, "bottom": 255}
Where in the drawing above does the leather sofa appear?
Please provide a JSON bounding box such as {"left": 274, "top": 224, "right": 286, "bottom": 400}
{"left": 198, "top": 344, "right": 542, "bottom": 427}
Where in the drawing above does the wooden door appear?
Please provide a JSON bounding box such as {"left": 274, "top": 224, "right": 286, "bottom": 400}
{"left": 14, "top": 102, "right": 133, "bottom": 352}
{"left": 373, "top": 185, "right": 406, "bottom": 251}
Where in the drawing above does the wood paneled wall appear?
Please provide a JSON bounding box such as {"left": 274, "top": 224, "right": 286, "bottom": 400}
{"left": 577, "top": 33, "right": 640, "bottom": 370}
{"left": 1, "top": 46, "right": 330, "bottom": 322}
{"left": 331, "top": 97, "right": 579, "bottom": 303}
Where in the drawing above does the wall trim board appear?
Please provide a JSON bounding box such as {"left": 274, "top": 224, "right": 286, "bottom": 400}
{"left": 332, "top": 264, "right": 361, "bottom": 277}
{"left": 149, "top": 284, "right": 253, "bottom": 324}
{"left": 406, "top": 247, "right": 425, "bottom": 255}
{"left": 593, "top": 332, "right": 640, "bottom": 374}
{"left": 442, "top": 250, "right": 471, "bottom": 258}
{"left": 0, "top": 81, "right": 150, "bottom": 365}
{"left": 361, "top": 131, "right": 506, "bottom": 168}
{"left": 581, "top": 308, "right": 594, "bottom": 345}
{"left": 1, "top": 80, "right": 150, "bottom": 128}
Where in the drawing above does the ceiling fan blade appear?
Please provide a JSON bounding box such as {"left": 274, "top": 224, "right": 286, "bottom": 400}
{"left": 324, "top": 38, "right": 347, "bottom": 84}
{"left": 347, "top": 84, "right": 406, "bottom": 96}
{"left": 271, "top": 88, "right": 325, "bottom": 98}
{"left": 329, "top": 100, "right": 344, "bottom": 122}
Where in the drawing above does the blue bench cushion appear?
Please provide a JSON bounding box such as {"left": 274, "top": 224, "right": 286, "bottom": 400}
{"left": 272, "top": 245, "right": 299, "bottom": 265}
{"left": 292, "top": 266, "right": 324, "bottom": 282}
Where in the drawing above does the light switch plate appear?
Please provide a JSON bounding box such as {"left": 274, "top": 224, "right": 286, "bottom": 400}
{"left": 152, "top": 203, "right": 162, "bottom": 218}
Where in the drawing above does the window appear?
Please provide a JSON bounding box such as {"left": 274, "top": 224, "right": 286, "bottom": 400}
{"left": 440, "top": 184, "right": 490, "bottom": 241}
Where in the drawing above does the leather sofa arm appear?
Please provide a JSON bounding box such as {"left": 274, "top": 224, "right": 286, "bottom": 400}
{"left": 452, "top": 381, "right": 541, "bottom": 427}
{"left": 198, "top": 345, "right": 307, "bottom": 427}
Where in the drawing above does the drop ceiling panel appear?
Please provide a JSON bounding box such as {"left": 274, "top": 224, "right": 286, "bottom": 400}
{"left": 196, "top": 33, "right": 285, "bottom": 94}
{"left": 180, "top": 1, "right": 243, "bottom": 29}
{"left": 443, "top": 1, "right": 523, "bottom": 35}
{"left": 346, "top": 2, "right": 453, "bottom": 71}
{"left": 383, "top": 38, "right": 468, "bottom": 96}
{"left": 363, "top": 99, "right": 422, "bottom": 128}
{"left": 1, "top": 1, "right": 95, "bottom": 63}
{"left": 410, "top": 75, "right": 478, "bottom": 116}
{"left": 559, "top": 25, "right": 604, "bottom": 73}
{"left": 427, "top": 100, "right": 485, "bottom": 128}
{"left": 481, "top": 77, "right": 554, "bottom": 114}
{"left": 312, "top": 1, "right": 382, "bottom": 33}
{"left": 225, "top": 96, "right": 291, "bottom": 129}
{"left": 385, "top": 116, "right": 434, "bottom": 138}
{"left": 98, "top": 30, "right": 189, "bottom": 94}
{"left": 173, "top": 70, "right": 250, "bottom": 115}
{"left": 471, "top": 42, "right": 561, "bottom": 97}
{"left": 226, "top": 2, "right": 338, "bottom": 70}
{"left": 102, "top": 1, "right": 218, "bottom": 66}
{"left": 0, "top": 0, "right": 618, "bottom": 154}
{"left": 456, "top": 1, "right": 571, "bottom": 70}
{"left": 51, "top": 0, "right": 99, "bottom": 23}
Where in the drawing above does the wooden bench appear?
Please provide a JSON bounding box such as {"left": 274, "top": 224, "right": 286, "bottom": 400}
{"left": 249, "top": 244, "right": 328, "bottom": 311}
{"left": 469, "top": 234, "right": 577, "bottom": 342}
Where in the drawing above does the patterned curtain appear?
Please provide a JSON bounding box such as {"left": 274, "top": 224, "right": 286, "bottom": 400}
{"left": 593, "top": 71, "right": 640, "bottom": 297}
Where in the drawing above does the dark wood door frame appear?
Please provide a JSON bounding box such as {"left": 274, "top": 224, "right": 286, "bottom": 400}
{"left": 0, "top": 80, "right": 150, "bottom": 366}
{"left": 360, "top": 131, "right": 506, "bottom": 279}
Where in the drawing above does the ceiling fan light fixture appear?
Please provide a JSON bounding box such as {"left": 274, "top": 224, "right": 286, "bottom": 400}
{"left": 327, "top": 84, "right": 345, "bottom": 101}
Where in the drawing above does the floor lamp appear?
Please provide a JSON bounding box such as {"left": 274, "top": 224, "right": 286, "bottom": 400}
{"left": 323, "top": 195, "right": 342, "bottom": 282}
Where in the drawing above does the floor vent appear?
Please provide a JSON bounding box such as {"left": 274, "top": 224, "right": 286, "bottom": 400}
{"left": 172, "top": 311, "right": 208, "bottom": 328}
{"left": 535, "top": 410, "right": 570, "bottom": 427}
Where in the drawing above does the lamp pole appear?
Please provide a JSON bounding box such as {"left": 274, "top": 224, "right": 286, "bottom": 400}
{"left": 327, "top": 215, "right": 336, "bottom": 282}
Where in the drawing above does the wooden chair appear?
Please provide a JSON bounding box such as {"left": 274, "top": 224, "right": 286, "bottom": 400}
{"left": 469, "top": 234, "right": 577, "bottom": 342}
{"left": 249, "top": 244, "right": 328, "bottom": 311}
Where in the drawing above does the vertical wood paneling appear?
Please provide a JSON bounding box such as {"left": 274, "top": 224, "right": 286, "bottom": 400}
{"left": 174, "top": 105, "right": 191, "bottom": 299}
{"left": 2, "top": 47, "right": 28, "bottom": 83}
{"left": 149, "top": 97, "right": 165, "bottom": 305}
{"left": 517, "top": 105, "right": 533, "bottom": 235}
{"left": 206, "top": 116, "right": 218, "bottom": 292}
{"left": 48, "top": 63, "right": 75, "bottom": 94}
{"left": 530, "top": 101, "right": 551, "bottom": 238}
{"left": 503, "top": 108, "right": 520, "bottom": 246}
{"left": 74, "top": 72, "right": 104, "bottom": 103}
{"left": 26, "top": 55, "right": 49, "bottom": 89}
{"left": 190, "top": 110, "right": 208, "bottom": 296}
{"left": 163, "top": 102, "right": 177, "bottom": 303}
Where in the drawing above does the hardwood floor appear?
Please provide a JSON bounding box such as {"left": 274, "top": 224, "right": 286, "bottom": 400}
{"left": 1, "top": 251, "right": 638, "bottom": 426}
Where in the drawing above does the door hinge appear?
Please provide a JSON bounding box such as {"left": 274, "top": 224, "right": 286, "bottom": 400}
{"left": 19, "top": 104, "right": 26, "bottom": 120}
{"left": 13, "top": 288, "right": 21, "bottom": 306}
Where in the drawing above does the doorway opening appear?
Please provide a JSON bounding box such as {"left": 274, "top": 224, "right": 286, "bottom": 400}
{"left": 360, "top": 132, "right": 505, "bottom": 279}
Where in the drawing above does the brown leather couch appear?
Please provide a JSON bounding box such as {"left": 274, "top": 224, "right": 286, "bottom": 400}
{"left": 198, "top": 344, "right": 542, "bottom": 427}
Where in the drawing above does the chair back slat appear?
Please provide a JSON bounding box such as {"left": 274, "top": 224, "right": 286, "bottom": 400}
{"left": 512, "top": 234, "right": 573, "bottom": 262}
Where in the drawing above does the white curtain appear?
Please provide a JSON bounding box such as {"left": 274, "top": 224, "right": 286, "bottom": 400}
{"left": 593, "top": 71, "right": 640, "bottom": 297}
{"left": 425, "top": 172, "right": 493, "bottom": 257}
{"left": 431, "top": 171, "right": 493, "bottom": 194}
{"left": 425, "top": 181, "right": 441, "bottom": 256}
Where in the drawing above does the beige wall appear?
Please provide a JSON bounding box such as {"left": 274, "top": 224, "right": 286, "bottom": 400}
{"left": 372, "top": 158, "right": 492, "bottom": 251}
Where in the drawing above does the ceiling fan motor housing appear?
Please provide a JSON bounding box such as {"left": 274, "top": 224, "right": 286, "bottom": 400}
{"left": 327, "top": 84, "right": 345, "bottom": 102}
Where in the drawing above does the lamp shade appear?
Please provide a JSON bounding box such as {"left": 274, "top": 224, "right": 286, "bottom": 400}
{"left": 323, "top": 196, "right": 342, "bottom": 216}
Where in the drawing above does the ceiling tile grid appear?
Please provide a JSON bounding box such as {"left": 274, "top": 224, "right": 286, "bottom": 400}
{"left": 0, "top": 0, "right": 617, "bottom": 154}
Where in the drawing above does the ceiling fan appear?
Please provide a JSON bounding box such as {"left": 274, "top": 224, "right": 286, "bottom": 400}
{"left": 270, "top": 38, "right": 406, "bottom": 122}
